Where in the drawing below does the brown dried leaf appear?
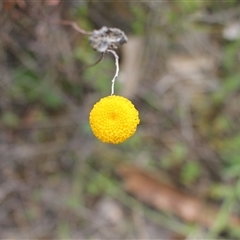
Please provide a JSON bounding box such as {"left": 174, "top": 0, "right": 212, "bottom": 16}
{"left": 16, "top": 0, "right": 26, "bottom": 8}
{"left": 119, "top": 36, "right": 143, "bottom": 98}
{"left": 3, "top": 0, "right": 26, "bottom": 10}
{"left": 117, "top": 164, "right": 240, "bottom": 228}
{"left": 45, "top": 0, "right": 60, "bottom": 6}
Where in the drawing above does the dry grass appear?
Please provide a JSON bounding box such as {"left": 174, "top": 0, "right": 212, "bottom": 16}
{"left": 1, "top": 1, "right": 240, "bottom": 239}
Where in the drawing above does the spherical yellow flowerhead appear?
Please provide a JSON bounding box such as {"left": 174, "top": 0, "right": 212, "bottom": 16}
{"left": 89, "top": 95, "right": 140, "bottom": 144}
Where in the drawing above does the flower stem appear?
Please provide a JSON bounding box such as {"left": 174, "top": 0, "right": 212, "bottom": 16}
{"left": 107, "top": 50, "right": 119, "bottom": 95}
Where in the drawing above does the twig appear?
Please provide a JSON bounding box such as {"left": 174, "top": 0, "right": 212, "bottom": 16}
{"left": 86, "top": 52, "right": 105, "bottom": 68}
{"left": 79, "top": 53, "right": 106, "bottom": 74}
{"left": 50, "top": 19, "right": 92, "bottom": 35}
{"left": 107, "top": 50, "right": 119, "bottom": 95}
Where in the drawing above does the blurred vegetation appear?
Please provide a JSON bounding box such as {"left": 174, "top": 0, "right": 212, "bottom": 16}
{"left": 1, "top": 0, "right": 240, "bottom": 239}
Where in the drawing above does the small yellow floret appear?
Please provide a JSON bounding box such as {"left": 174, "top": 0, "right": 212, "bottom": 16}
{"left": 89, "top": 95, "right": 140, "bottom": 144}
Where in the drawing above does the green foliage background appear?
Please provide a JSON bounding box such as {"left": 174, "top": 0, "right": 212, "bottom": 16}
{"left": 1, "top": 1, "right": 240, "bottom": 239}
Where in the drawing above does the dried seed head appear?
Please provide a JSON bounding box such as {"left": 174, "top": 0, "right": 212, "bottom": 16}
{"left": 89, "top": 26, "right": 128, "bottom": 53}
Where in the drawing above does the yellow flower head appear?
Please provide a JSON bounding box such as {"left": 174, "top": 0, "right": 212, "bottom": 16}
{"left": 89, "top": 95, "right": 140, "bottom": 144}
